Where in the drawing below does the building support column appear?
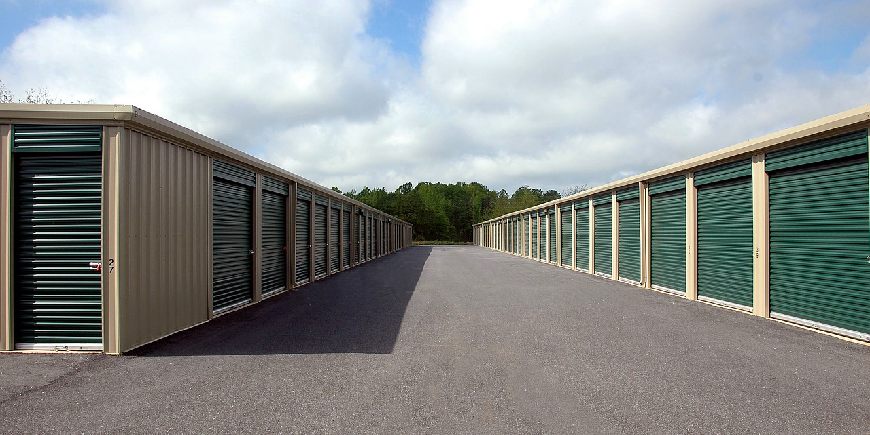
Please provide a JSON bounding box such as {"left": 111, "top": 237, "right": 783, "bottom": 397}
{"left": 571, "top": 202, "right": 577, "bottom": 271}
{"left": 640, "top": 182, "right": 651, "bottom": 289}
{"left": 0, "top": 124, "right": 10, "bottom": 351}
{"left": 752, "top": 154, "right": 770, "bottom": 317}
{"left": 326, "top": 199, "right": 333, "bottom": 277}
{"left": 588, "top": 199, "right": 595, "bottom": 272}
{"left": 253, "top": 174, "right": 263, "bottom": 302}
{"left": 339, "top": 203, "right": 345, "bottom": 271}
{"left": 686, "top": 173, "right": 698, "bottom": 300}
{"left": 611, "top": 192, "right": 619, "bottom": 279}
{"left": 556, "top": 206, "right": 562, "bottom": 266}
{"left": 289, "top": 183, "right": 297, "bottom": 289}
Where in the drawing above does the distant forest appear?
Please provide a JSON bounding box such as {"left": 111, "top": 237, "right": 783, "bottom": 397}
{"left": 341, "top": 182, "right": 564, "bottom": 242}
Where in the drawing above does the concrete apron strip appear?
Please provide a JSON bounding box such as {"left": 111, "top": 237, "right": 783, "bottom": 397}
{"left": 519, "top": 250, "right": 869, "bottom": 347}
{"left": 771, "top": 312, "right": 870, "bottom": 344}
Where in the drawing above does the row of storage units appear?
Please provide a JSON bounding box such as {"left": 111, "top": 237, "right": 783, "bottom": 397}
{"left": 474, "top": 105, "right": 870, "bottom": 342}
{"left": 0, "top": 104, "right": 412, "bottom": 354}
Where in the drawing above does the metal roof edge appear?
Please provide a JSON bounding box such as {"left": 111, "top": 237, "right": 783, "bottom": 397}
{"left": 0, "top": 103, "right": 409, "bottom": 226}
{"left": 0, "top": 103, "right": 134, "bottom": 121}
{"left": 474, "top": 103, "right": 870, "bottom": 226}
{"left": 125, "top": 106, "right": 410, "bottom": 226}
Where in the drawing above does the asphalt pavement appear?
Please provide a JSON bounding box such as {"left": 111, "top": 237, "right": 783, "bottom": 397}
{"left": 0, "top": 246, "right": 867, "bottom": 433}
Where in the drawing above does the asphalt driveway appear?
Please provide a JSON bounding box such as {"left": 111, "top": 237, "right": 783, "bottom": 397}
{"left": 0, "top": 246, "right": 867, "bottom": 433}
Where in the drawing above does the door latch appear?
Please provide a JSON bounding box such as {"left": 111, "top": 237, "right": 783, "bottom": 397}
{"left": 89, "top": 262, "right": 102, "bottom": 273}
{"left": 249, "top": 250, "right": 255, "bottom": 255}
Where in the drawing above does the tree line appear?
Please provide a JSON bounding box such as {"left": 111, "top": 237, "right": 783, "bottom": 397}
{"left": 341, "top": 182, "right": 565, "bottom": 242}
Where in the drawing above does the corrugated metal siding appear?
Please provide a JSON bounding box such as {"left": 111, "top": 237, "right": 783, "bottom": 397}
{"left": 14, "top": 153, "right": 103, "bottom": 347}
{"left": 12, "top": 124, "right": 102, "bottom": 153}
{"left": 695, "top": 159, "right": 751, "bottom": 186}
{"left": 616, "top": 187, "right": 640, "bottom": 201}
{"left": 769, "top": 146, "right": 869, "bottom": 336}
{"left": 618, "top": 198, "right": 641, "bottom": 282}
{"left": 766, "top": 131, "right": 867, "bottom": 172}
{"left": 295, "top": 196, "right": 311, "bottom": 284}
{"left": 649, "top": 175, "right": 685, "bottom": 196}
{"left": 213, "top": 160, "right": 256, "bottom": 187}
{"left": 119, "top": 130, "right": 210, "bottom": 352}
{"left": 575, "top": 204, "right": 589, "bottom": 270}
{"left": 696, "top": 165, "right": 753, "bottom": 307}
{"left": 650, "top": 189, "right": 686, "bottom": 292}
{"left": 594, "top": 201, "right": 612, "bottom": 275}
{"left": 262, "top": 176, "right": 288, "bottom": 195}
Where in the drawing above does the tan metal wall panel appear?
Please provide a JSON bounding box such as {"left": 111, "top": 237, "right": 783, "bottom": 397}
{"left": 119, "top": 128, "right": 210, "bottom": 352}
{"left": 101, "top": 127, "right": 122, "bottom": 354}
{"left": 0, "top": 124, "right": 10, "bottom": 350}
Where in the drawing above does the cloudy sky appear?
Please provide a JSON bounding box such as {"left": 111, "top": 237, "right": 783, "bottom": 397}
{"left": 1, "top": 0, "right": 869, "bottom": 193}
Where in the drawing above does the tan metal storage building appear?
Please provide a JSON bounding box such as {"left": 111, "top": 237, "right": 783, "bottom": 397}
{"left": 476, "top": 104, "right": 870, "bottom": 342}
{"left": 0, "top": 104, "right": 412, "bottom": 354}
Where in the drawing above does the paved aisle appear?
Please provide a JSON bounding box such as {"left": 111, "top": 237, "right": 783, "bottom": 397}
{"left": 0, "top": 246, "right": 867, "bottom": 433}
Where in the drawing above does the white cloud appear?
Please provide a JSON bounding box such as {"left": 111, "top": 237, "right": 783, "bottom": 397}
{"left": 1, "top": 0, "right": 868, "bottom": 194}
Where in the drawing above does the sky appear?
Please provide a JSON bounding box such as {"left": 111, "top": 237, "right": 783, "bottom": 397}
{"left": 1, "top": 0, "right": 869, "bottom": 194}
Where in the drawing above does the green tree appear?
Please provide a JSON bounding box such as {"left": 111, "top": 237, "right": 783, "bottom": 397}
{"left": 346, "top": 181, "right": 560, "bottom": 242}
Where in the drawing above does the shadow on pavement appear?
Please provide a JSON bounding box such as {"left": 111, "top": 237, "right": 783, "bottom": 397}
{"left": 131, "top": 247, "right": 432, "bottom": 356}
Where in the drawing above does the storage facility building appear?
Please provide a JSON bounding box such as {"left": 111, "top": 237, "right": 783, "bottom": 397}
{"left": 474, "top": 105, "right": 870, "bottom": 342}
{"left": 0, "top": 104, "right": 412, "bottom": 354}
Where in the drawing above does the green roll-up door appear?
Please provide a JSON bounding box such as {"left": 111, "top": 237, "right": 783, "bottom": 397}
{"left": 516, "top": 218, "right": 521, "bottom": 254}
{"left": 523, "top": 214, "right": 530, "bottom": 256}
{"left": 295, "top": 191, "right": 311, "bottom": 284}
{"left": 575, "top": 203, "right": 589, "bottom": 270}
{"left": 560, "top": 205, "right": 572, "bottom": 267}
{"left": 314, "top": 197, "right": 328, "bottom": 278}
{"left": 593, "top": 197, "right": 612, "bottom": 276}
{"left": 261, "top": 177, "right": 288, "bottom": 295}
{"left": 367, "top": 216, "right": 373, "bottom": 259}
{"left": 768, "top": 131, "right": 869, "bottom": 339}
{"left": 618, "top": 187, "right": 641, "bottom": 282}
{"left": 539, "top": 213, "right": 546, "bottom": 259}
{"left": 373, "top": 218, "right": 380, "bottom": 257}
{"left": 696, "top": 160, "right": 753, "bottom": 307}
{"left": 212, "top": 161, "right": 255, "bottom": 311}
{"left": 548, "top": 210, "right": 556, "bottom": 263}
{"left": 13, "top": 125, "right": 103, "bottom": 349}
{"left": 650, "top": 176, "right": 686, "bottom": 293}
{"left": 329, "top": 205, "right": 340, "bottom": 273}
{"left": 357, "top": 213, "right": 365, "bottom": 262}
{"left": 531, "top": 215, "right": 539, "bottom": 259}
{"left": 343, "top": 210, "right": 351, "bottom": 268}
